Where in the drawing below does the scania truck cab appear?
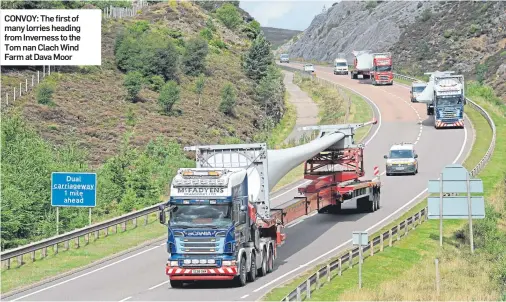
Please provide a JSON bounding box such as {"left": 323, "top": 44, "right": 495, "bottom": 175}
{"left": 432, "top": 76, "right": 465, "bottom": 128}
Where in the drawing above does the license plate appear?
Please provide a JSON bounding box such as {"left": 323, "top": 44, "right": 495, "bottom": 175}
{"left": 395, "top": 167, "right": 405, "bottom": 170}
{"left": 192, "top": 269, "right": 207, "bottom": 274}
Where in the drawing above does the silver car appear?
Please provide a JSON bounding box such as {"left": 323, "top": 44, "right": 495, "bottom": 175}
{"left": 384, "top": 144, "right": 419, "bottom": 176}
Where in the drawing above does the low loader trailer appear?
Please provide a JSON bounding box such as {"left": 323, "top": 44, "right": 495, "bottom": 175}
{"left": 159, "top": 120, "right": 381, "bottom": 287}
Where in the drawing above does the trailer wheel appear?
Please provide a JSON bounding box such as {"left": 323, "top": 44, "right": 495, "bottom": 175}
{"left": 258, "top": 247, "right": 268, "bottom": 277}
{"left": 235, "top": 255, "right": 247, "bottom": 287}
{"left": 170, "top": 280, "right": 183, "bottom": 288}
{"left": 247, "top": 253, "right": 257, "bottom": 282}
{"left": 376, "top": 192, "right": 381, "bottom": 209}
{"left": 267, "top": 245, "right": 274, "bottom": 273}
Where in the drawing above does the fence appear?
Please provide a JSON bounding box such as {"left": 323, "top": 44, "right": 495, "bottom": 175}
{"left": 1, "top": 66, "right": 53, "bottom": 110}
{"left": 278, "top": 70, "right": 497, "bottom": 302}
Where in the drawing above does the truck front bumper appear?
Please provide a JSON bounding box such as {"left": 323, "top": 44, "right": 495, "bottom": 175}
{"left": 435, "top": 119, "right": 464, "bottom": 128}
{"left": 386, "top": 164, "right": 416, "bottom": 174}
{"left": 166, "top": 266, "right": 238, "bottom": 280}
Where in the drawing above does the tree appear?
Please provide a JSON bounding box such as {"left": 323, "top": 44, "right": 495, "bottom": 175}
{"left": 158, "top": 81, "right": 180, "bottom": 114}
{"left": 219, "top": 82, "right": 237, "bottom": 115}
{"left": 194, "top": 74, "right": 206, "bottom": 106}
{"left": 123, "top": 71, "right": 143, "bottom": 102}
{"left": 216, "top": 3, "right": 242, "bottom": 29}
{"left": 243, "top": 20, "right": 261, "bottom": 40}
{"left": 36, "top": 82, "right": 55, "bottom": 105}
{"left": 242, "top": 33, "right": 273, "bottom": 81}
{"left": 182, "top": 37, "right": 209, "bottom": 76}
{"left": 255, "top": 66, "right": 285, "bottom": 123}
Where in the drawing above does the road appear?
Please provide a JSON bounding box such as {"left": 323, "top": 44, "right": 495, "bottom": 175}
{"left": 6, "top": 64, "right": 474, "bottom": 302}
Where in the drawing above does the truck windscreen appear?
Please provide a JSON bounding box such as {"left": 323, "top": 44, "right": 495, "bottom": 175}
{"left": 437, "top": 96, "right": 462, "bottom": 106}
{"left": 375, "top": 65, "right": 392, "bottom": 72}
{"left": 170, "top": 203, "right": 232, "bottom": 228}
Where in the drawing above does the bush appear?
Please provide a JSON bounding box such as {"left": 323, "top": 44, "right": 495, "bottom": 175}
{"left": 194, "top": 74, "right": 206, "bottom": 105}
{"left": 115, "top": 24, "right": 179, "bottom": 81}
{"left": 206, "top": 18, "right": 216, "bottom": 32}
{"left": 420, "top": 8, "right": 432, "bottom": 22}
{"left": 215, "top": 3, "right": 242, "bottom": 29}
{"left": 200, "top": 28, "right": 213, "bottom": 41}
{"left": 255, "top": 66, "right": 285, "bottom": 123}
{"left": 443, "top": 30, "right": 452, "bottom": 38}
{"left": 243, "top": 33, "right": 273, "bottom": 81}
{"left": 149, "top": 75, "right": 165, "bottom": 92}
{"left": 36, "top": 82, "right": 55, "bottom": 105}
{"left": 158, "top": 80, "right": 180, "bottom": 114}
{"left": 219, "top": 82, "right": 237, "bottom": 115}
{"left": 182, "top": 37, "right": 209, "bottom": 76}
{"left": 123, "top": 71, "right": 143, "bottom": 101}
{"left": 243, "top": 20, "right": 261, "bottom": 39}
{"left": 210, "top": 38, "right": 227, "bottom": 50}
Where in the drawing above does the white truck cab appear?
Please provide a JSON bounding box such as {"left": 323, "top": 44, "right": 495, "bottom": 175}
{"left": 333, "top": 58, "right": 349, "bottom": 75}
{"left": 384, "top": 143, "right": 418, "bottom": 176}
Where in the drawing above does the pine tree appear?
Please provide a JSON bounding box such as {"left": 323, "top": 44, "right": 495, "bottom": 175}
{"left": 242, "top": 33, "right": 274, "bottom": 81}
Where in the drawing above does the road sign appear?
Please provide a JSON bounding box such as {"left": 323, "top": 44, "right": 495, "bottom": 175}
{"left": 51, "top": 172, "right": 97, "bottom": 207}
{"left": 427, "top": 164, "right": 484, "bottom": 252}
{"left": 427, "top": 197, "right": 485, "bottom": 219}
{"left": 352, "top": 231, "right": 368, "bottom": 246}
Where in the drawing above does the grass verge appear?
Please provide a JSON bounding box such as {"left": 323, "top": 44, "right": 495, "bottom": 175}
{"left": 262, "top": 81, "right": 504, "bottom": 301}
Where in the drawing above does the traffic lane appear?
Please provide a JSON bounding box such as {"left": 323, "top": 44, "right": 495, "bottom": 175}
{"left": 4, "top": 179, "right": 311, "bottom": 302}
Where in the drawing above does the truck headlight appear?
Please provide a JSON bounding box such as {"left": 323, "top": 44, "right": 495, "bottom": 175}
{"left": 169, "top": 261, "right": 178, "bottom": 266}
{"left": 223, "top": 260, "right": 236, "bottom": 266}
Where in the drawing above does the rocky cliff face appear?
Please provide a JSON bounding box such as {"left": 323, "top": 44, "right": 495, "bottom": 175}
{"left": 283, "top": 1, "right": 506, "bottom": 100}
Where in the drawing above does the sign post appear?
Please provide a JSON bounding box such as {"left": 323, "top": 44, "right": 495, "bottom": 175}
{"left": 352, "top": 231, "right": 368, "bottom": 289}
{"left": 427, "top": 164, "right": 485, "bottom": 252}
{"left": 51, "top": 172, "right": 97, "bottom": 235}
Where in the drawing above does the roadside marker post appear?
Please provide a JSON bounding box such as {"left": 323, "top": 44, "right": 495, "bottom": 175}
{"left": 51, "top": 172, "right": 97, "bottom": 235}
{"left": 427, "top": 164, "right": 485, "bottom": 253}
{"left": 373, "top": 166, "right": 380, "bottom": 181}
{"left": 352, "top": 231, "right": 368, "bottom": 289}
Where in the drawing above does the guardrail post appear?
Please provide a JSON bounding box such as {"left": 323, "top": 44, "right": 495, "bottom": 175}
{"left": 4, "top": 259, "right": 11, "bottom": 269}
{"left": 65, "top": 240, "right": 69, "bottom": 250}
{"left": 296, "top": 286, "right": 301, "bottom": 301}
{"left": 105, "top": 227, "right": 109, "bottom": 237}
{"left": 397, "top": 225, "right": 401, "bottom": 241}
{"left": 31, "top": 251, "right": 36, "bottom": 261}
{"left": 122, "top": 221, "right": 126, "bottom": 231}
{"left": 115, "top": 224, "right": 118, "bottom": 233}
{"left": 380, "top": 234, "right": 384, "bottom": 252}
{"left": 370, "top": 240, "right": 374, "bottom": 256}
{"left": 85, "top": 234, "right": 89, "bottom": 244}
{"left": 17, "top": 255, "right": 23, "bottom": 266}
{"left": 145, "top": 214, "right": 148, "bottom": 225}
{"left": 326, "top": 264, "right": 330, "bottom": 282}
{"left": 405, "top": 219, "right": 409, "bottom": 235}
{"left": 316, "top": 271, "right": 320, "bottom": 289}
{"left": 54, "top": 243, "right": 58, "bottom": 254}
{"left": 42, "top": 247, "right": 47, "bottom": 258}
{"left": 133, "top": 217, "right": 137, "bottom": 227}
{"left": 75, "top": 237, "right": 80, "bottom": 248}
{"left": 389, "top": 229, "right": 393, "bottom": 246}
{"left": 306, "top": 279, "right": 311, "bottom": 299}
{"left": 349, "top": 251, "right": 353, "bottom": 268}
{"left": 338, "top": 258, "right": 342, "bottom": 276}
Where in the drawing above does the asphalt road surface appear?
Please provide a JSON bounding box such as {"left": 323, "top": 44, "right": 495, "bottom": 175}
{"left": 6, "top": 63, "right": 474, "bottom": 302}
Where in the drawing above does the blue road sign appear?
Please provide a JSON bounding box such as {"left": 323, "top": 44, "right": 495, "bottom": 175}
{"left": 51, "top": 172, "right": 97, "bottom": 207}
{"left": 428, "top": 197, "right": 485, "bottom": 219}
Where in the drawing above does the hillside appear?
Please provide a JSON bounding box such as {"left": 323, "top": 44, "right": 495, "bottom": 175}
{"left": 281, "top": 1, "right": 506, "bottom": 100}
{"left": 1, "top": 1, "right": 286, "bottom": 249}
{"left": 261, "top": 26, "right": 302, "bottom": 50}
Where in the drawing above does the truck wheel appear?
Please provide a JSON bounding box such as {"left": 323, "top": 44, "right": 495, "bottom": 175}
{"left": 247, "top": 253, "right": 257, "bottom": 282}
{"left": 267, "top": 246, "right": 274, "bottom": 273}
{"left": 235, "top": 255, "right": 247, "bottom": 287}
{"left": 376, "top": 192, "right": 381, "bottom": 209}
{"left": 258, "top": 248, "right": 268, "bottom": 277}
{"left": 170, "top": 280, "right": 183, "bottom": 288}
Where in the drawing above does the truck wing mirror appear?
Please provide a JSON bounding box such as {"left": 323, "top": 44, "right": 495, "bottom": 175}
{"left": 239, "top": 212, "right": 247, "bottom": 224}
{"left": 414, "top": 154, "right": 418, "bottom": 158}
{"left": 240, "top": 205, "right": 247, "bottom": 211}
{"left": 159, "top": 209, "right": 166, "bottom": 225}
{"left": 383, "top": 155, "right": 388, "bottom": 159}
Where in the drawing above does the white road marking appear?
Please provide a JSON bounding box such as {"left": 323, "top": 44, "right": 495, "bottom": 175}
{"left": 148, "top": 280, "right": 170, "bottom": 290}
{"left": 241, "top": 294, "right": 250, "bottom": 299}
{"left": 10, "top": 245, "right": 161, "bottom": 301}
{"left": 253, "top": 64, "right": 470, "bottom": 295}
{"left": 119, "top": 296, "right": 132, "bottom": 302}
{"left": 287, "top": 219, "right": 305, "bottom": 228}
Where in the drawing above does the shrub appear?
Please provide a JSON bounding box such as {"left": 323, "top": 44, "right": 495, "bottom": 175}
{"left": 206, "top": 18, "right": 216, "bottom": 32}
{"left": 215, "top": 3, "right": 242, "bottom": 29}
{"left": 200, "top": 28, "right": 213, "bottom": 41}
{"left": 182, "top": 37, "right": 209, "bottom": 76}
{"left": 194, "top": 74, "right": 206, "bottom": 106}
{"left": 219, "top": 82, "right": 237, "bottom": 115}
{"left": 210, "top": 38, "right": 227, "bottom": 50}
{"left": 158, "top": 80, "right": 180, "bottom": 114}
{"left": 123, "top": 71, "right": 143, "bottom": 101}
{"left": 420, "top": 8, "right": 432, "bottom": 22}
{"left": 255, "top": 65, "right": 285, "bottom": 123}
{"left": 149, "top": 75, "right": 165, "bottom": 92}
{"left": 36, "top": 82, "right": 55, "bottom": 105}
{"left": 443, "top": 30, "right": 452, "bottom": 38}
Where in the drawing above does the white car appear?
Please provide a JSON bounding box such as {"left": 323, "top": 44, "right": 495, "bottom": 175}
{"left": 333, "top": 59, "right": 349, "bottom": 75}
{"left": 303, "top": 64, "right": 315, "bottom": 73}
{"left": 384, "top": 143, "right": 418, "bottom": 176}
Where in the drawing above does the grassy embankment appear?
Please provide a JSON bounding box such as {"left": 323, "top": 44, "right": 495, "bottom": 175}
{"left": 262, "top": 82, "right": 506, "bottom": 301}
{"left": 271, "top": 72, "right": 374, "bottom": 191}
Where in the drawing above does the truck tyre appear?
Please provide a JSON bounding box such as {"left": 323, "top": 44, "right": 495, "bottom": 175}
{"left": 376, "top": 192, "right": 381, "bottom": 209}
{"left": 247, "top": 253, "right": 257, "bottom": 282}
{"left": 258, "top": 247, "right": 268, "bottom": 277}
{"left": 267, "top": 245, "right": 274, "bottom": 273}
{"left": 170, "top": 280, "right": 183, "bottom": 288}
{"left": 235, "top": 255, "right": 247, "bottom": 287}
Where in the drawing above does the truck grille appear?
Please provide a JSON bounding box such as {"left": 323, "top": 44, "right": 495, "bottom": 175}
{"left": 181, "top": 237, "right": 220, "bottom": 254}
{"left": 442, "top": 111, "right": 457, "bottom": 118}
{"left": 379, "top": 76, "right": 389, "bottom": 81}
